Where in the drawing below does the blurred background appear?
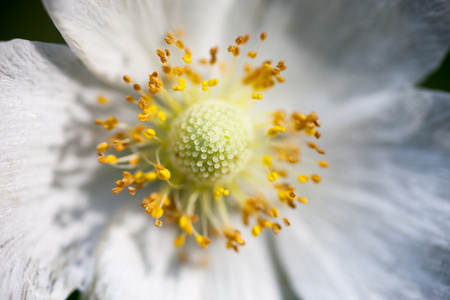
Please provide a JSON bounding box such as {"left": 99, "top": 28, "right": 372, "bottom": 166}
{"left": 1, "top": 0, "right": 449, "bottom": 92}
{"left": 1, "top": 0, "right": 64, "bottom": 44}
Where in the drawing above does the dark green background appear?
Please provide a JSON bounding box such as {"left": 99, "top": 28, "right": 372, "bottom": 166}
{"left": 0, "top": 0, "right": 64, "bottom": 43}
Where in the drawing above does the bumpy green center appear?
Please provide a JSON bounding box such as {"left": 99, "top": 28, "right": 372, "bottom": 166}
{"left": 169, "top": 100, "right": 251, "bottom": 184}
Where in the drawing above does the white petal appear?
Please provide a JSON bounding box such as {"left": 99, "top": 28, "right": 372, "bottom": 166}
{"left": 0, "top": 40, "right": 127, "bottom": 299}
{"left": 89, "top": 207, "right": 283, "bottom": 300}
{"left": 276, "top": 88, "right": 450, "bottom": 299}
{"left": 221, "top": 0, "right": 450, "bottom": 108}
{"left": 43, "top": 0, "right": 237, "bottom": 85}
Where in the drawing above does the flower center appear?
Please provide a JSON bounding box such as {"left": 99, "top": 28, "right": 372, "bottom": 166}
{"left": 169, "top": 100, "right": 251, "bottom": 184}
{"left": 94, "top": 31, "right": 328, "bottom": 252}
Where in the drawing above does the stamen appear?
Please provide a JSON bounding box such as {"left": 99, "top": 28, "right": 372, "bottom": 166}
{"left": 97, "top": 95, "right": 109, "bottom": 105}
{"left": 95, "top": 31, "right": 326, "bottom": 252}
{"left": 260, "top": 32, "right": 267, "bottom": 41}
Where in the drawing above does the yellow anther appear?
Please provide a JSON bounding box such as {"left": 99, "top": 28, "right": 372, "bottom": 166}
{"left": 251, "top": 225, "right": 261, "bottom": 237}
{"left": 125, "top": 95, "right": 134, "bottom": 103}
{"left": 173, "top": 78, "right": 186, "bottom": 91}
{"left": 156, "top": 168, "right": 171, "bottom": 181}
{"left": 144, "top": 128, "right": 156, "bottom": 139}
{"left": 145, "top": 172, "right": 157, "bottom": 182}
{"left": 167, "top": 31, "right": 176, "bottom": 40}
{"left": 214, "top": 187, "right": 229, "bottom": 200}
{"left": 182, "top": 54, "right": 192, "bottom": 63}
{"left": 277, "top": 61, "right": 287, "bottom": 71}
{"left": 179, "top": 216, "right": 193, "bottom": 235}
{"left": 297, "top": 197, "right": 308, "bottom": 203}
{"left": 176, "top": 40, "right": 185, "bottom": 49}
{"left": 138, "top": 99, "right": 149, "bottom": 110}
{"left": 251, "top": 93, "right": 263, "bottom": 100}
{"left": 134, "top": 171, "right": 145, "bottom": 183}
{"left": 247, "top": 51, "right": 257, "bottom": 59}
{"left": 297, "top": 175, "right": 309, "bottom": 183}
{"left": 305, "top": 127, "right": 316, "bottom": 136}
{"left": 318, "top": 160, "right": 329, "bottom": 168}
{"left": 267, "top": 128, "right": 278, "bottom": 137}
{"left": 112, "top": 140, "right": 125, "bottom": 151}
{"left": 274, "top": 125, "right": 285, "bottom": 133}
{"left": 155, "top": 219, "right": 162, "bottom": 227}
{"left": 201, "top": 80, "right": 209, "bottom": 91}
{"left": 138, "top": 113, "right": 149, "bottom": 122}
{"left": 272, "top": 223, "right": 281, "bottom": 235}
{"left": 128, "top": 186, "right": 136, "bottom": 195}
{"left": 97, "top": 153, "right": 106, "bottom": 163}
{"left": 97, "top": 143, "right": 110, "bottom": 153}
{"left": 268, "top": 171, "right": 279, "bottom": 182}
{"left": 278, "top": 190, "right": 296, "bottom": 202}
{"left": 103, "top": 116, "right": 118, "bottom": 130}
{"left": 172, "top": 66, "right": 182, "bottom": 76}
{"left": 195, "top": 234, "right": 211, "bottom": 249}
{"left": 283, "top": 217, "right": 291, "bottom": 226}
{"left": 270, "top": 208, "right": 278, "bottom": 218}
{"left": 174, "top": 235, "right": 185, "bottom": 247}
{"left": 130, "top": 157, "right": 140, "bottom": 165}
{"left": 157, "top": 111, "right": 166, "bottom": 122}
{"left": 132, "top": 134, "right": 144, "bottom": 144}
{"left": 151, "top": 207, "right": 164, "bottom": 219}
{"left": 262, "top": 219, "right": 273, "bottom": 228}
{"left": 276, "top": 76, "right": 285, "bottom": 83}
{"left": 144, "top": 104, "right": 158, "bottom": 114}
{"left": 311, "top": 174, "right": 322, "bottom": 183}
{"left": 260, "top": 32, "right": 267, "bottom": 41}
{"left": 208, "top": 78, "right": 219, "bottom": 87}
{"left": 133, "top": 84, "right": 141, "bottom": 91}
{"left": 234, "top": 234, "right": 244, "bottom": 245}
{"left": 97, "top": 95, "right": 108, "bottom": 104}
{"left": 105, "top": 155, "right": 117, "bottom": 164}
{"left": 156, "top": 49, "right": 166, "bottom": 58}
{"left": 164, "top": 37, "right": 173, "bottom": 45}
{"left": 263, "top": 155, "right": 272, "bottom": 168}
{"left": 161, "top": 65, "right": 171, "bottom": 74}
{"left": 112, "top": 187, "right": 123, "bottom": 194}
{"left": 123, "top": 74, "right": 131, "bottom": 84}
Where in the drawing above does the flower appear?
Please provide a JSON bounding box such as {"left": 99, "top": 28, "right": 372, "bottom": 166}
{"left": 1, "top": 1, "right": 450, "bottom": 299}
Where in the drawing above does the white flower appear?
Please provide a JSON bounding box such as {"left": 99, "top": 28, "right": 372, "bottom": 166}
{"left": 1, "top": 1, "right": 449, "bottom": 299}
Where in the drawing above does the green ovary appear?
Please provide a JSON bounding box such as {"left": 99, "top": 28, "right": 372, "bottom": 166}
{"left": 169, "top": 100, "right": 252, "bottom": 184}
